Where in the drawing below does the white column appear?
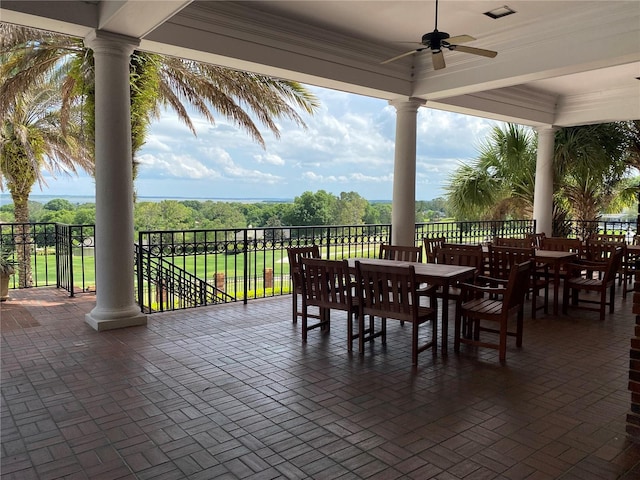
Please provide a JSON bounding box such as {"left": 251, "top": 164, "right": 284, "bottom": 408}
{"left": 389, "top": 98, "right": 426, "bottom": 246}
{"left": 84, "top": 31, "right": 147, "bottom": 331}
{"left": 533, "top": 126, "right": 558, "bottom": 236}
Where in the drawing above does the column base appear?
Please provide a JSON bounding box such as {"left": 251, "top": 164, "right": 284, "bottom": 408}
{"left": 85, "top": 306, "right": 147, "bottom": 331}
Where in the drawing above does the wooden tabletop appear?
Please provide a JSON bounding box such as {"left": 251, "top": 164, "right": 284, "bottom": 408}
{"left": 346, "top": 258, "right": 476, "bottom": 283}
{"left": 535, "top": 250, "right": 578, "bottom": 260}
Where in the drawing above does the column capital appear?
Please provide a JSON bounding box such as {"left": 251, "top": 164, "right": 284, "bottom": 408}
{"left": 84, "top": 29, "right": 140, "bottom": 56}
{"left": 535, "top": 125, "right": 560, "bottom": 136}
{"left": 388, "top": 97, "right": 427, "bottom": 113}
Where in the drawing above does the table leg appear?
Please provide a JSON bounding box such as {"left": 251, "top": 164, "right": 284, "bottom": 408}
{"left": 553, "top": 262, "right": 561, "bottom": 315}
{"left": 441, "top": 282, "right": 449, "bottom": 355}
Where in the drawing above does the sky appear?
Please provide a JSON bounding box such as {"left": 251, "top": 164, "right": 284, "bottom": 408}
{"left": 30, "top": 84, "right": 501, "bottom": 202}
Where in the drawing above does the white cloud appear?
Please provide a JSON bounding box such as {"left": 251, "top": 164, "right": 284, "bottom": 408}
{"left": 253, "top": 153, "right": 285, "bottom": 166}
{"left": 137, "top": 153, "right": 219, "bottom": 180}
{"left": 36, "top": 83, "right": 502, "bottom": 201}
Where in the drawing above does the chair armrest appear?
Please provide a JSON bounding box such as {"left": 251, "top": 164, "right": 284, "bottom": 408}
{"left": 564, "top": 260, "right": 608, "bottom": 277}
{"left": 475, "top": 274, "right": 507, "bottom": 287}
{"left": 459, "top": 282, "right": 506, "bottom": 296}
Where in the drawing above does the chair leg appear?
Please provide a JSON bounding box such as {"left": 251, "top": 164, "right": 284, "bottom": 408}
{"left": 382, "top": 318, "right": 387, "bottom": 344}
{"left": 454, "top": 312, "right": 461, "bottom": 353}
{"left": 432, "top": 316, "right": 437, "bottom": 354}
{"left": 358, "top": 313, "right": 365, "bottom": 354}
{"left": 544, "top": 284, "right": 549, "bottom": 314}
{"left": 347, "top": 312, "right": 353, "bottom": 352}
{"left": 292, "top": 293, "right": 298, "bottom": 323}
{"left": 302, "top": 305, "right": 308, "bottom": 342}
{"left": 499, "top": 320, "right": 507, "bottom": 363}
{"left": 609, "top": 285, "right": 615, "bottom": 313}
{"left": 412, "top": 321, "right": 418, "bottom": 365}
{"left": 531, "top": 286, "right": 537, "bottom": 319}
{"left": 516, "top": 310, "right": 523, "bottom": 347}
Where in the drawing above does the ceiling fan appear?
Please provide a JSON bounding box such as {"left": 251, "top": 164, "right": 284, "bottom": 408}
{"left": 381, "top": 0, "right": 498, "bottom": 69}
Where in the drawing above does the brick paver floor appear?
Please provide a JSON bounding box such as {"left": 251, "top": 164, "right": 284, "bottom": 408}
{"left": 2, "top": 287, "right": 640, "bottom": 479}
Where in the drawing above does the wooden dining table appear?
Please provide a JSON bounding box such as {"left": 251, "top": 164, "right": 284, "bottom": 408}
{"left": 535, "top": 250, "right": 578, "bottom": 315}
{"left": 347, "top": 258, "right": 476, "bottom": 354}
{"left": 482, "top": 246, "right": 578, "bottom": 316}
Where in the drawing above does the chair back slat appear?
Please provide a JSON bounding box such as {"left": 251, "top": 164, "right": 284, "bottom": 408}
{"left": 379, "top": 244, "right": 422, "bottom": 263}
{"left": 488, "top": 245, "right": 534, "bottom": 280}
{"left": 287, "top": 246, "right": 320, "bottom": 292}
{"left": 437, "top": 243, "right": 484, "bottom": 272}
{"left": 505, "top": 261, "right": 534, "bottom": 311}
{"left": 300, "top": 257, "right": 353, "bottom": 312}
{"left": 355, "top": 262, "right": 418, "bottom": 322}
{"left": 589, "top": 233, "right": 626, "bottom": 244}
{"left": 494, "top": 237, "right": 533, "bottom": 248}
{"left": 586, "top": 240, "right": 622, "bottom": 262}
{"left": 540, "top": 237, "right": 584, "bottom": 257}
{"left": 528, "top": 232, "right": 546, "bottom": 249}
{"left": 423, "top": 236, "right": 446, "bottom": 263}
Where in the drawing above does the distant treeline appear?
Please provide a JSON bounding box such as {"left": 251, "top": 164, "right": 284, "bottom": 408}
{"left": 0, "top": 191, "right": 450, "bottom": 232}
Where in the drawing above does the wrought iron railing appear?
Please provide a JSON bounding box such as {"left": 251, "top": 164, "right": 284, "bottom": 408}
{"left": 564, "top": 220, "right": 637, "bottom": 241}
{"left": 3, "top": 218, "right": 637, "bottom": 314}
{"left": 55, "top": 224, "right": 95, "bottom": 296}
{"left": 0, "top": 222, "right": 96, "bottom": 295}
{"left": 415, "top": 219, "right": 535, "bottom": 244}
{"left": 135, "top": 243, "right": 234, "bottom": 313}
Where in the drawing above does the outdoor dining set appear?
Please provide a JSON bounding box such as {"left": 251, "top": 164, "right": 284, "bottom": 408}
{"left": 287, "top": 232, "right": 637, "bottom": 366}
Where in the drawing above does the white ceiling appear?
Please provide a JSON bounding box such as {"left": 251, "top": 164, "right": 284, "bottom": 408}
{"left": 2, "top": 0, "right": 639, "bottom": 127}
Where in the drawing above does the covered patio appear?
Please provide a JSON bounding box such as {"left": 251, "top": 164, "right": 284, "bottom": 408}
{"left": 2, "top": 287, "right": 639, "bottom": 479}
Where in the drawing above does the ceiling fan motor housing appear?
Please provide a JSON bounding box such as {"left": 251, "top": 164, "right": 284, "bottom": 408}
{"left": 422, "top": 30, "right": 450, "bottom": 51}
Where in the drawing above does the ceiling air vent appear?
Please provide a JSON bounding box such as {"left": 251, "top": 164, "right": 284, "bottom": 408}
{"left": 484, "top": 5, "right": 516, "bottom": 19}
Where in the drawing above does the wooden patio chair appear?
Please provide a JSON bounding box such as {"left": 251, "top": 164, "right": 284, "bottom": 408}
{"left": 562, "top": 246, "right": 624, "bottom": 321}
{"left": 586, "top": 239, "right": 626, "bottom": 285}
{"left": 379, "top": 243, "right": 433, "bottom": 325}
{"left": 487, "top": 245, "right": 549, "bottom": 318}
{"left": 454, "top": 260, "right": 532, "bottom": 363}
{"left": 354, "top": 261, "right": 437, "bottom": 365}
{"left": 286, "top": 245, "right": 320, "bottom": 324}
{"left": 299, "top": 257, "right": 359, "bottom": 350}
{"left": 379, "top": 244, "right": 422, "bottom": 262}
{"left": 435, "top": 243, "right": 485, "bottom": 297}
{"left": 423, "top": 236, "right": 446, "bottom": 264}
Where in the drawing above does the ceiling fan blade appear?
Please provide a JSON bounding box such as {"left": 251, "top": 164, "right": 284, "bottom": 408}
{"left": 447, "top": 34, "right": 475, "bottom": 44}
{"left": 380, "top": 48, "right": 424, "bottom": 64}
{"left": 450, "top": 45, "right": 498, "bottom": 58}
{"left": 432, "top": 50, "right": 446, "bottom": 70}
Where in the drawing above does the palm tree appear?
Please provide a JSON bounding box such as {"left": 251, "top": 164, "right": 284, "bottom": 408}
{"left": 445, "top": 124, "right": 536, "bottom": 220}
{"left": 0, "top": 78, "right": 92, "bottom": 287}
{"left": 1, "top": 23, "right": 318, "bottom": 288}
{"left": 0, "top": 22, "right": 319, "bottom": 183}
{"left": 445, "top": 122, "right": 635, "bottom": 235}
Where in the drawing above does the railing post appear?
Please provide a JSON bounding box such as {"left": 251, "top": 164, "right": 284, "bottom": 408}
{"left": 55, "top": 224, "right": 61, "bottom": 290}
{"left": 67, "top": 224, "right": 75, "bottom": 297}
{"left": 243, "top": 229, "right": 248, "bottom": 305}
{"left": 136, "top": 233, "right": 144, "bottom": 312}
{"left": 325, "top": 227, "right": 330, "bottom": 260}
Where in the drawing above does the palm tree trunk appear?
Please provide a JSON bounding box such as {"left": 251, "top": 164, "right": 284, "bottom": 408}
{"left": 11, "top": 190, "right": 33, "bottom": 288}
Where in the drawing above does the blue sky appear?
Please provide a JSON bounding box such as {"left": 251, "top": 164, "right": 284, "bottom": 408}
{"left": 34, "top": 85, "right": 501, "bottom": 201}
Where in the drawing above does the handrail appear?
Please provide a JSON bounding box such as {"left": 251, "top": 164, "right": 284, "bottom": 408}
{"left": 2, "top": 218, "right": 637, "bottom": 313}
{"left": 135, "top": 243, "right": 235, "bottom": 313}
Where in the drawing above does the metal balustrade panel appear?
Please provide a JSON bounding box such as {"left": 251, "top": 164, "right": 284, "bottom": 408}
{"left": 14, "top": 218, "right": 635, "bottom": 314}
